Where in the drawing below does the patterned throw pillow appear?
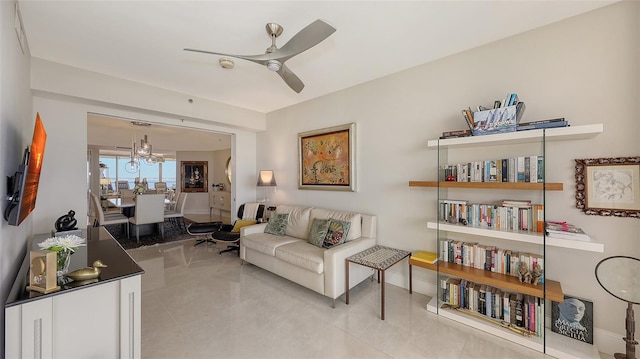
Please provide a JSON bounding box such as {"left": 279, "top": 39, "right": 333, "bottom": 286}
{"left": 308, "top": 218, "right": 331, "bottom": 248}
{"left": 323, "top": 219, "right": 351, "bottom": 248}
{"left": 264, "top": 213, "right": 289, "bottom": 236}
{"left": 231, "top": 219, "right": 257, "bottom": 233}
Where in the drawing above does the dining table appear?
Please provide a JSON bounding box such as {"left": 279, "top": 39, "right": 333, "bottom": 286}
{"left": 108, "top": 197, "right": 174, "bottom": 215}
{"left": 107, "top": 197, "right": 175, "bottom": 237}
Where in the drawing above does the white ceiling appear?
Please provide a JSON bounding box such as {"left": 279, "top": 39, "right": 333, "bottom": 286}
{"left": 18, "top": 1, "right": 616, "bottom": 114}
{"left": 87, "top": 113, "right": 231, "bottom": 156}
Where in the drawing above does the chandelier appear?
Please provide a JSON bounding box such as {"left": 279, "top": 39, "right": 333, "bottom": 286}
{"left": 124, "top": 132, "right": 164, "bottom": 173}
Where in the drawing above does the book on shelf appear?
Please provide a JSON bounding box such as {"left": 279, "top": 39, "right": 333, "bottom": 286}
{"left": 519, "top": 117, "right": 565, "bottom": 126}
{"left": 411, "top": 251, "right": 438, "bottom": 264}
{"left": 501, "top": 199, "right": 531, "bottom": 207}
{"left": 517, "top": 119, "right": 569, "bottom": 131}
{"left": 551, "top": 295, "right": 594, "bottom": 344}
{"left": 545, "top": 221, "right": 591, "bottom": 241}
{"left": 441, "top": 129, "right": 472, "bottom": 139}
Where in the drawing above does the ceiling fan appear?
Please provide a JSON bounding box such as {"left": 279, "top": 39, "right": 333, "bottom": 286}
{"left": 184, "top": 19, "right": 336, "bottom": 93}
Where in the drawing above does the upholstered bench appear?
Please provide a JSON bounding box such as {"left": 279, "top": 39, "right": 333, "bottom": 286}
{"left": 186, "top": 221, "right": 222, "bottom": 246}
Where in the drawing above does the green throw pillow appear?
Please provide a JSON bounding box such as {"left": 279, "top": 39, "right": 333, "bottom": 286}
{"left": 264, "top": 213, "right": 289, "bottom": 236}
{"left": 308, "top": 218, "right": 331, "bottom": 248}
{"left": 323, "top": 219, "right": 351, "bottom": 248}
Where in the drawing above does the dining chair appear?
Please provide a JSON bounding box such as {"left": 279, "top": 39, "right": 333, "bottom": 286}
{"left": 154, "top": 182, "right": 168, "bottom": 194}
{"left": 129, "top": 193, "right": 165, "bottom": 243}
{"left": 164, "top": 192, "right": 188, "bottom": 229}
{"left": 90, "top": 193, "right": 129, "bottom": 238}
{"left": 116, "top": 180, "right": 130, "bottom": 191}
{"left": 120, "top": 189, "right": 135, "bottom": 201}
{"left": 165, "top": 190, "right": 178, "bottom": 211}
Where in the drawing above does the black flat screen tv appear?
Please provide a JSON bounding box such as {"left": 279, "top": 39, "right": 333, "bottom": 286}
{"left": 4, "top": 113, "right": 47, "bottom": 226}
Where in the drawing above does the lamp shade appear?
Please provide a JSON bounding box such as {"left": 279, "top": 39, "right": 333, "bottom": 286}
{"left": 257, "top": 170, "right": 277, "bottom": 186}
{"left": 99, "top": 178, "right": 111, "bottom": 185}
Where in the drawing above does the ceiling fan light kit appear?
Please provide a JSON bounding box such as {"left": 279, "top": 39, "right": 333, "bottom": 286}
{"left": 266, "top": 59, "right": 281, "bottom": 72}
{"left": 184, "top": 19, "right": 336, "bottom": 93}
{"left": 219, "top": 57, "right": 234, "bottom": 69}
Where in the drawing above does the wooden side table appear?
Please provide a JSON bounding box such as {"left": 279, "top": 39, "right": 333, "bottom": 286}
{"left": 345, "top": 245, "right": 412, "bottom": 320}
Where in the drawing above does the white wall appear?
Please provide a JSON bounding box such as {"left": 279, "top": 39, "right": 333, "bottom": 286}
{"left": 29, "top": 92, "right": 259, "bottom": 232}
{"left": 0, "top": 1, "right": 33, "bottom": 354}
{"left": 260, "top": 1, "right": 639, "bottom": 353}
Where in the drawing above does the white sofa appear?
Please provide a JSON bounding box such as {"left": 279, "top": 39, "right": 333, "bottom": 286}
{"left": 240, "top": 205, "right": 377, "bottom": 306}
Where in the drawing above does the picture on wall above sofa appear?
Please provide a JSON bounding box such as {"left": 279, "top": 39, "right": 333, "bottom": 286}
{"left": 298, "top": 123, "right": 356, "bottom": 192}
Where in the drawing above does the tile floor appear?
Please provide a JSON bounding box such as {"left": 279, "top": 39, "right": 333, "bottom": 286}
{"left": 129, "top": 238, "right": 612, "bottom": 359}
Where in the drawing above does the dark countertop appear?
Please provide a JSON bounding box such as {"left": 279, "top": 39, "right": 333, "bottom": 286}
{"left": 5, "top": 226, "right": 144, "bottom": 308}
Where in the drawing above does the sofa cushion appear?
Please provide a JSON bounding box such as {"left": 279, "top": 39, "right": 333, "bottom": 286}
{"left": 323, "top": 219, "right": 351, "bottom": 248}
{"left": 264, "top": 213, "right": 289, "bottom": 236}
{"left": 310, "top": 208, "right": 361, "bottom": 241}
{"left": 308, "top": 218, "right": 330, "bottom": 248}
{"left": 275, "top": 241, "right": 324, "bottom": 274}
{"left": 242, "top": 232, "right": 303, "bottom": 256}
{"left": 231, "top": 219, "right": 257, "bottom": 233}
{"left": 275, "top": 205, "right": 312, "bottom": 240}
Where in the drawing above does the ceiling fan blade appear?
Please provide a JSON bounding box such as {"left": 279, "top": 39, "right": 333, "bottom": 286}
{"left": 184, "top": 48, "right": 271, "bottom": 66}
{"left": 276, "top": 64, "right": 304, "bottom": 93}
{"left": 272, "top": 19, "right": 336, "bottom": 62}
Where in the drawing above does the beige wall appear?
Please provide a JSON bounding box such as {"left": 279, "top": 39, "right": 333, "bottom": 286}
{"left": 259, "top": 1, "right": 639, "bottom": 352}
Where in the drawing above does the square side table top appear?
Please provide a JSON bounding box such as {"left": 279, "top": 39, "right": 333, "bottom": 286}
{"left": 347, "top": 245, "right": 411, "bottom": 270}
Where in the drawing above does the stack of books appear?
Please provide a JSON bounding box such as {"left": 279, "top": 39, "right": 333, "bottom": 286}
{"left": 545, "top": 221, "right": 591, "bottom": 241}
{"left": 411, "top": 251, "right": 438, "bottom": 265}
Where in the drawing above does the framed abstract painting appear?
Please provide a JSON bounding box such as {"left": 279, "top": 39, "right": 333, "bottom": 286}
{"left": 298, "top": 123, "right": 356, "bottom": 191}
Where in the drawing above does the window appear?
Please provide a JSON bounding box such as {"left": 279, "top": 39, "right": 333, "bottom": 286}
{"left": 100, "top": 155, "right": 176, "bottom": 191}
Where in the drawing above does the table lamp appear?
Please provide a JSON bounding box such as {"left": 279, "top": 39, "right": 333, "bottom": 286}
{"left": 257, "top": 170, "right": 277, "bottom": 202}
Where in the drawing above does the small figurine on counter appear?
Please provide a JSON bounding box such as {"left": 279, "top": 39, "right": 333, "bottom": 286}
{"left": 55, "top": 210, "right": 78, "bottom": 232}
{"left": 64, "top": 260, "right": 107, "bottom": 281}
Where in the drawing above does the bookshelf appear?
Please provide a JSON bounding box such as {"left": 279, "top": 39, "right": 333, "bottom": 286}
{"left": 409, "top": 181, "right": 563, "bottom": 191}
{"left": 426, "top": 221, "right": 604, "bottom": 253}
{"left": 410, "top": 258, "right": 563, "bottom": 301}
{"left": 410, "top": 124, "right": 603, "bottom": 358}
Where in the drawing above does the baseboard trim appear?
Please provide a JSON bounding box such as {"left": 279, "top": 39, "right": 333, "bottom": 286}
{"left": 384, "top": 268, "right": 436, "bottom": 297}
{"left": 595, "top": 327, "right": 622, "bottom": 357}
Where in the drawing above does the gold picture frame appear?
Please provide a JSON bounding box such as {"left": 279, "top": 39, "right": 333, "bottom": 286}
{"left": 298, "top": 123, "right": 356, "bottom": 191}
{"left": 575, "top": 156, "right": 640, "bottom": 218}
{"left": 181, "top": 161, "right": 208, "bottom": 192}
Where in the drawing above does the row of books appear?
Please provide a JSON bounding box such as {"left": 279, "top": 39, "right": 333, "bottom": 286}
{"left": 440, "top": 278, "right": 542, "bottom": 336}
{"left": 439, "top": 239, "right": 544, "bottom": 278}
{"left": 442, "top": 116, "right": 568, "bottom": 139}
{"left": 440, "top": 199, "right": 545, "bottom": 233}
{"left": 441, "top": 156, "right": 544, "bottom": 183}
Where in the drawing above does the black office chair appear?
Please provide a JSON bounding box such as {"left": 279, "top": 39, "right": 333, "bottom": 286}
{"left": 214, "top": 203, "right": 265, "bottom": 255}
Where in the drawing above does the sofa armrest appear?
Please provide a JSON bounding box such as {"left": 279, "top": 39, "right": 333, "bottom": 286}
{"left": 241, "top": 223, "right": 267, "bottom": 236}
{"left": 323, "top": 236, "right": 377, "bottom": 300}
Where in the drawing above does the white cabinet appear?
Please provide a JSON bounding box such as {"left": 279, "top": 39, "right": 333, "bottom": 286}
{"left": 209, "top": 191, "right": 231, "bottom": 220}
{"left": 5, "top": 229, "right": 143, "bottom": 359}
